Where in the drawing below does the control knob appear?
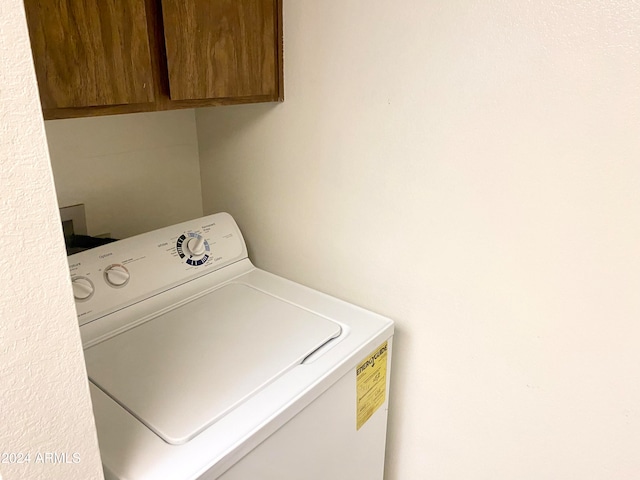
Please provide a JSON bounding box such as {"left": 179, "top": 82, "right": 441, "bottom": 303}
{"left": 104, "top": 264, "right": 130, "bottom": 287}
{"left": 72, "top": 277, "right": 94, "bottom": 300}
{"left": 185, "top": 236, "right": 206, "bottom": 257}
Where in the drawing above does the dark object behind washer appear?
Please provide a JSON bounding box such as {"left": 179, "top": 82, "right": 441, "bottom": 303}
{"left": 66, "top": 234, "right": 118, "bottom": 255}
{"left": 60, "top": 204, "right": 118, "bottom": 254}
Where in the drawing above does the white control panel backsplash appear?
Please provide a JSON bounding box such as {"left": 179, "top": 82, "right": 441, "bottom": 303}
{"left": 68, "top": 212, "right": 247, "bottom": 325}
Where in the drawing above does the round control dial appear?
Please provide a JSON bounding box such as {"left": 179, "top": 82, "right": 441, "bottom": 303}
{"left": 104, "top": 264, "right": 130, "bottom": 287}
{"left": 176, "top": 232, "right": 210, "bottom": 266}
{"left": 185, "top": 236, "right": 206, "bottom": 256}
{"left": 72, "top": 277, "right": 94, "bottom": 300}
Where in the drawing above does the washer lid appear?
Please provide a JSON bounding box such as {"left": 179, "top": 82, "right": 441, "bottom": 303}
{"left": 84, "top": 283, "right": 342, "bottom": 445}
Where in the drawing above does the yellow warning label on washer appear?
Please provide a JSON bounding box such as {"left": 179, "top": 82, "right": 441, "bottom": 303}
{"left": 356, "top": 341, "right": 388, "bottom": 430}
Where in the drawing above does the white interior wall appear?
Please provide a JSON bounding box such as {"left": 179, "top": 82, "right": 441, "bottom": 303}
{"left": 196, "top": 1, "right": 640, "bottom": 479}
{"left": 0, "top": 1, "right": 103, "bottom": 478}
{"left": 45, "top": 109, "right": 203, "bottom": 240}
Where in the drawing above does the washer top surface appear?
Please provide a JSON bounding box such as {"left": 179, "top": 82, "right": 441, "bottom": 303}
{"left": 84, "top": 283, "right": 342, "bottom": 445}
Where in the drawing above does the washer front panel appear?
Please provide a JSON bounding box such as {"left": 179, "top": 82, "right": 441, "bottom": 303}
{"left": 84, "top": 283, "right": 342, "bottom": 445}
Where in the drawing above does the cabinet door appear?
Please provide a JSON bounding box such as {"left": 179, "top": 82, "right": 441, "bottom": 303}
{"left": 161, "top": 0, "right": 278, "bottom": 101}
{"left": 24, "top": 0, "right": 155, "bottom": 109}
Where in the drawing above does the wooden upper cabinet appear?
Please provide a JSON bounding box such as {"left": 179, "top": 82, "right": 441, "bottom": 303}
{"left": 24, "top": 0, "right": 155, "bottom": 109}
{"left": 23, "top": 0, "right": 283, "bottom": 119}
{"left": 161, "top": 0, "right": 278, "bottom": 101}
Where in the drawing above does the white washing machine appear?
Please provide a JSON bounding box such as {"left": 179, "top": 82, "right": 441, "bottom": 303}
{"left": 69, "top": 213, "right": 394, "bottom": 480}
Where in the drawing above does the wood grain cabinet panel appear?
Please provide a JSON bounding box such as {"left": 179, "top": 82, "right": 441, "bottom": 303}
{"left": 23, "top": 0, "right": 282, "bottom": 118}
{"left": 161, "top": 0, "right": 278, "bottom": 101}
{"left": 24, "top": 0, "right": 155, "bottom": 109}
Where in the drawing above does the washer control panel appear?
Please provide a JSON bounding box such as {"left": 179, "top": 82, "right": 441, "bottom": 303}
{"left": 68, "top": 212, "right": 247, "bottom": 325}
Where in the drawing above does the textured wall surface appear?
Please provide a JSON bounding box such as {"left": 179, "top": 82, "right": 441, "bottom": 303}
{"left": 197, "top": 1, "right": 640, "bottom": 478}
{"left": 46, "top": 109, "right": 203, "bottom": 240}
{"left": 0, "top": 1, "right": 104, "bottom": 479}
